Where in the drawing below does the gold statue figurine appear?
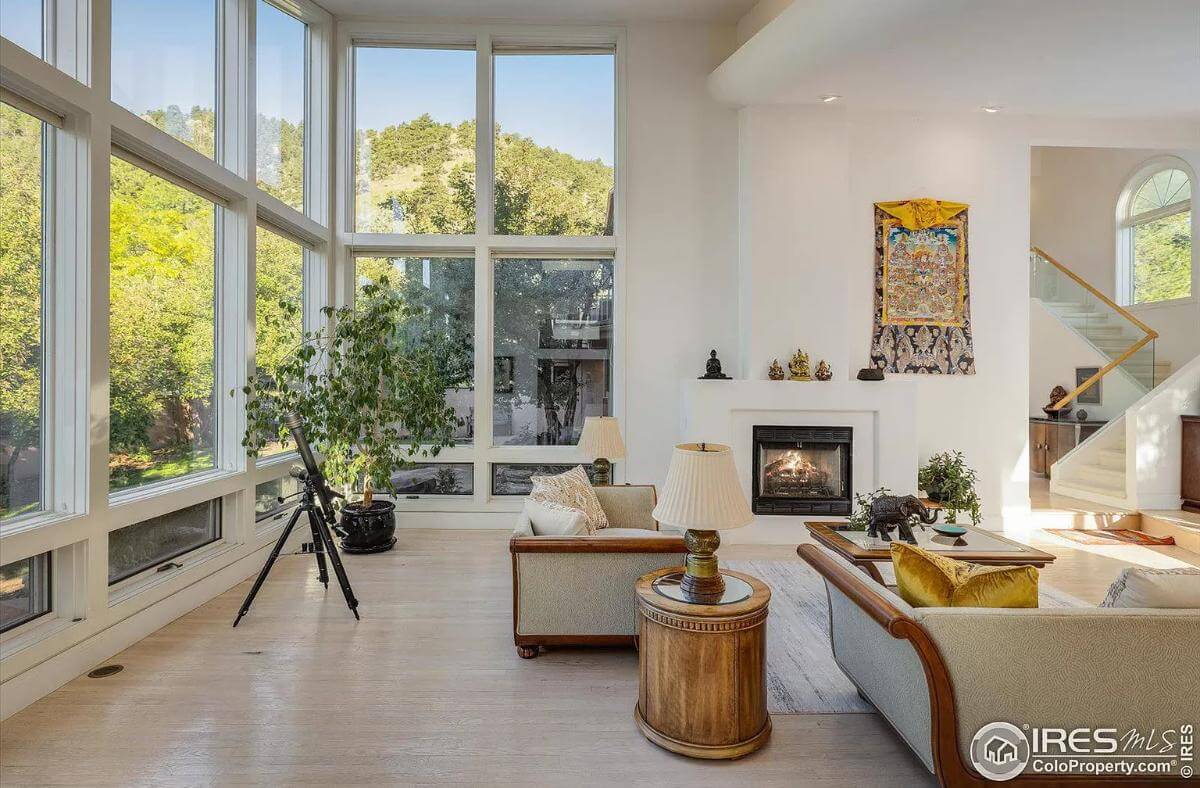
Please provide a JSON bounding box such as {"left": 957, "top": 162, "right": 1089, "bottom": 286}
{"left": 815, "top": 360, "right": 832, "bottom": 381}
{"left": 788, "top": 350, "right": 812, "bottom": 381}
{"left": 768, "top": 359, "right": 785, "bottom": 380}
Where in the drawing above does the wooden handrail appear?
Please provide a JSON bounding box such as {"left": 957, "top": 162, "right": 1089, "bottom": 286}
{"left": 1032, "top": 247, "right": 1159, "bottom": 410}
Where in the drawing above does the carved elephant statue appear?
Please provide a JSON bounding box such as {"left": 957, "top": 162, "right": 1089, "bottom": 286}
{"left": 867, "top": 495, "right": 938, "bottom": 544}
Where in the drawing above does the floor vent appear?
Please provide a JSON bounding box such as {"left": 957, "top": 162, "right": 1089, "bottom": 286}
{"left": 88, "top": 664, "right": 123, "bottom": 678}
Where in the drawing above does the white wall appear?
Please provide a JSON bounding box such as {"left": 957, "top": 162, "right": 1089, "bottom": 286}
{"left": 738, "top": 105, "right": 1033, "bottom": 526}
{"left": 621, "top": 22, "right": 741, "bottom": 487}
{"left": 1031, "top": 146, "right": 1200, "bottom": 373}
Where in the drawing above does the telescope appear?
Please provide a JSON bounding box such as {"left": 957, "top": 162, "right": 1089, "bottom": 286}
{"left": 233, "top": 413, "right": 360, "bottom": 626}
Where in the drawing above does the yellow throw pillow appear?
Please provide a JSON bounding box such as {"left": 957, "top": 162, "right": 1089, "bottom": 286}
{"left": 890, "top": 542, "right": 1039, "bottom": 608}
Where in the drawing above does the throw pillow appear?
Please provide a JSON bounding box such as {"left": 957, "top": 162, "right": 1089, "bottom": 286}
{"left": 1101, "top": 567, "right": 1200, "bottom": 609}
{"left": 891, "top": 543, "right": 1039, "bottom": 608}
{"left": 523, "top": 499, "right": 588, "bottom": 536}
{"left": 529, "top": 465, "right": 609, "bottom": 533}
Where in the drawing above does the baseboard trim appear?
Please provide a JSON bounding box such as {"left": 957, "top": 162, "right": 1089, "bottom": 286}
{"left": 0, "top": 533, "right": 299, "bottom": 721}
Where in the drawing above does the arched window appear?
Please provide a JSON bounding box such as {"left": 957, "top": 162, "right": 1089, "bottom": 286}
{"left": 1117, "top": 159, "right": 1194, "bottom": 306}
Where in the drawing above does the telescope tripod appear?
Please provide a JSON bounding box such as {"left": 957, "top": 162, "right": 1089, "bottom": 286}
{"left": 233, "top": 471, "right": 360, "bottom": 627}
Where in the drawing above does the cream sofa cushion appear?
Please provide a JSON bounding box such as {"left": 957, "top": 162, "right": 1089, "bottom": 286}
{"left": 1101, "top": 567, "right": 1200, "bottom": 609}
{"left": 523, "top": 499, "right": 588, "bottom": 536}
{"left": 529, "top": 466, "right": 609, "bottom": 533}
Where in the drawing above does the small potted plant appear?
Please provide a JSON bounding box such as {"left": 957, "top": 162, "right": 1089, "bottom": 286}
{"left": 918, "top": 451, "right": 982, "bottom": 525}
{"left": 240, "top": 277, "right": 467, "bottom": 553}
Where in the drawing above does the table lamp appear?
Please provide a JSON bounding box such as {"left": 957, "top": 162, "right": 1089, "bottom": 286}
{"left": 578, "top": 416, "right": 625, "bottom": 486}
{"left": 651, "top": 442, "right": 754, "bottom": 603}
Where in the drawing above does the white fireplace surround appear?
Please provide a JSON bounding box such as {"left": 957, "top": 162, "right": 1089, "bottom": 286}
{"left": 680, "top": 379, "right": 918, "bottom": 542}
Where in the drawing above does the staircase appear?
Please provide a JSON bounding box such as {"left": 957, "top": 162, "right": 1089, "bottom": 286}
{"left": 1033, "top": 248, "right": 1199, "bottom": 514}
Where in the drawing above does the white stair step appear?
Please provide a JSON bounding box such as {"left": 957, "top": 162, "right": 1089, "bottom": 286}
{"left": 1051, "top": 478, "right": 1128, "bottom": 505}
{"left": 1095, "top": 448, "right": 1126, "bottom": 471}
{"left": 1069, "top": 464, "right": 1126, "bottom": 488}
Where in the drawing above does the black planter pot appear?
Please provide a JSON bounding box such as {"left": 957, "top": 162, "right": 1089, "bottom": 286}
{"left": 339, "top": 500, "right": 397, "bottom": 554}
{"left": 925, "top": 481, "right": 948, "bottom": 504}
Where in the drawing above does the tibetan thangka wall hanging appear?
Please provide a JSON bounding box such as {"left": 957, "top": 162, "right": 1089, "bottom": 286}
{"left": 869, "top": 198, "right": 976, "bottom": 375}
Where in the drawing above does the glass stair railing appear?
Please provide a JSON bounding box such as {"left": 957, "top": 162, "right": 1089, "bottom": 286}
{"left": 1030, "top": 247, "right": 1159, "bottom": 411}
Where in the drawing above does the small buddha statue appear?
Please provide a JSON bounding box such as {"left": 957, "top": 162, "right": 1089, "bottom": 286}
{"left": 768, "top": 359, "right": 785, "bottom": 380}
{"left": 788, "top": 350, "right": 812, "bottom": 381}
{"left": 699, "top": 349, "right": 730, "bottom": 380}
{"left": 815, "top": 360, "right": 832, "bottom": 381}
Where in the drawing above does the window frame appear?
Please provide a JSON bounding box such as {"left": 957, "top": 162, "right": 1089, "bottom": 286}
{"left": 1116, "top": 156, "right": 1197, "bottom": 309}
{"left": 337, "top": 22, "right": 627, "bottom": 512}
{"left": 0, "top": 0, "right": 336, "bottom": 681}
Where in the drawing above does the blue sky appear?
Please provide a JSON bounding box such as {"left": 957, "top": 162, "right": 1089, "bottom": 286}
{"left": 2, "top": 1, "right": 614, "bottom": 165}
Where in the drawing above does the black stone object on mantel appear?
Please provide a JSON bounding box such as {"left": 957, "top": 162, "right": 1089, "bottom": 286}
{"left": 857, "top": 366, "right": 885, "bottom": 381}
{"left": 699, "top": 349, "right": 731, "bottom": 380}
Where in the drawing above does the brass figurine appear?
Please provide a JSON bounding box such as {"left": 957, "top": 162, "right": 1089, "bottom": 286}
{"left": 788, "top": 350, "right": 812, "bottom": 381}
{"left": 815, "top": 360, "right": 832, "bottom": 381}
{"left": 768, "top": 359, "right": 785, "bottom": 380}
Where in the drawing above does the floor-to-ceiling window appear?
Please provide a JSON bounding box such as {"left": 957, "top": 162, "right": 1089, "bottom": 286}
{"left": 345, "top": 28, "right": 623, "bottom": 509}
{"left": 0, "top": 0, "right": 333, "bottom": 677}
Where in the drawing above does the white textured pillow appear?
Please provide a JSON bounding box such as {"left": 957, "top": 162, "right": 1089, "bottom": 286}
{"left": 1101, "top": 567, "right": 1200, "bottom": 609}
{"left": 529, "top": 466, "right": 609, "bottom": 534}
{"left": 524, "top": 499, "right": 588, "bottom": 536}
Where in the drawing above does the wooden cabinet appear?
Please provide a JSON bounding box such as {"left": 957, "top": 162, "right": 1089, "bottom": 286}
{"left": 1183, "top": 415, "right": 1200, "bottom": 514}
{"left": 1029, "top": 418, "right": 1096, "bottom": 478}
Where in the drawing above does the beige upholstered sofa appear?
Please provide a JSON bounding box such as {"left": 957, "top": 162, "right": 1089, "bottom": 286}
{"left": 799, "top": 544, "right": 1200, "bottom": 787}
{"left": 509, "top": 484, "right": 685, "bottom": 658}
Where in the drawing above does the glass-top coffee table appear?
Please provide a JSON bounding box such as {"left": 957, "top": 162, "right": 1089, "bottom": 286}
{"left": 804, "top": 522, "right": 1056, "bottom": 584}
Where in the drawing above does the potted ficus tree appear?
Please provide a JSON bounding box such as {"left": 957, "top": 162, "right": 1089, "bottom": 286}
{"left": 240, "top": 277, "right": 468, "bottom": 553}
{"left": 918, "top": 450, "right": 983, "bottom": 525}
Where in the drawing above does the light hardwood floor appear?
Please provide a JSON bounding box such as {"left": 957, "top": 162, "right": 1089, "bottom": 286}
{"left": 2, "top": 528, "right": 1196, "bottom": 786}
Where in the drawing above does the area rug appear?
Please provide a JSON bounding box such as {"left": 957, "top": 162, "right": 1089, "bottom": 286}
{"left": 724, "top": 559, "right": 1086, "bottom": 715}
{"left": 1045, "top": 529, "right": 1175, "bottom": 546}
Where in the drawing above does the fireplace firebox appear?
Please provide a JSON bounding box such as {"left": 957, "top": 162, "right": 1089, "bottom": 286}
{"left": 751, "top": 425, "right": 852, "bottom": 515}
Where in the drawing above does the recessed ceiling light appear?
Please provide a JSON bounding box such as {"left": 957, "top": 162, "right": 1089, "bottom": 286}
{"left": 981, "top": 105, "right": 1002, "bottom": 113}
{"left": 820, "top": 94, "right": 841, "bottom": 103}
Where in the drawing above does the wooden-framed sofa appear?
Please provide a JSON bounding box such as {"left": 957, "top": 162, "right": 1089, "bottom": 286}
{"left": 509, "top": 484, "right": 686, "bottom": 659}
{"left": 798, "top": 543, "right": 1200, "bottom": 786}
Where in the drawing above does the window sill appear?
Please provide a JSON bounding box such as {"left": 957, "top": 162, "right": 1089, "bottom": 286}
{"left": 1126, "top": 296, "right": 1197, "bottom": 312}
{"left": 0, "top": 613, "right": 78, "bottom": 660}
{"left": 107, "top": 538, "right": 235, "bottom": 606}
{"left": 0, "top": 509, "right": 83, "bottom": 539}
{"left": 107, "top": 467, "right": 241, "bottom": 509}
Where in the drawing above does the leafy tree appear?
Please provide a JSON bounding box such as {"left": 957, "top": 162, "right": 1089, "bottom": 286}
{"left": 0, "top": 104, "right": 43, "bottom": 516}
{"left": 1134, "top": 212, "right": 1192, "bottom": 303}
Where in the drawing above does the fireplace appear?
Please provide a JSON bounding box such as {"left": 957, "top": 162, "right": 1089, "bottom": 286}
{"left": 751, "top": 425, "right": 852, "bottom": 515}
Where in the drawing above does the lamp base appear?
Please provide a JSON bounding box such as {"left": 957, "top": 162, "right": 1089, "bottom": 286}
{"left": 651, "top": 572, "right": 752, "bottom": 606}
{"left": 592, "top": 457, "right": 612, "bottom": 486}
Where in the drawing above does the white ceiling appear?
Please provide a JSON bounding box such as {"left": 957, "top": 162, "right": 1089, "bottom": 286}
{"left": 710, "top": 0, "right": 1200, "bottom": 119}
{"left": 319, "top": 0, "right": 758, "bottom": 23}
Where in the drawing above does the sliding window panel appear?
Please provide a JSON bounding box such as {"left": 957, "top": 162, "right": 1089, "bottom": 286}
{"left": 353, "top": 46, "right": 476, "bottom": 234}
{"left": 0, "top": 0, "right": 43, "bottom": 59}
{"left": 357, "top": 256, "right": 474, "bottom": 443}
{"left": 0, "top": 553, "right": 51, "bottom": 633}
{"left": 256, "top": 0, "right": 306, "bottom": 211}
{"left": 391, "top": 463, "right": 473, "bottom": 496}
{"left": 491, "top": 463, "right": 596, "bottom": 496}
{"left": 493, "top": 50, "right": 615, "bottom": 236}
{"left": 254, "top": 226, "right": 305, "bottom": 456}
{"left": 0, "top": 103, "right": 47, "bottom": 522}
{"left": 493, "top": 257, "right": 613, "bottom": 446}
{"left": 109, "top": 156, "right": 217, "bottom": 492}
{"left": 111, "top": 0, "right": 218, "bottom": 158}
{"left": 108, "top": 499, "right": 221, "bottom": 584}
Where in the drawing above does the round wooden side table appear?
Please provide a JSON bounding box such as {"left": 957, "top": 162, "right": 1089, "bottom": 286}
{"left": 634, "top": 567, "right": 771, "bottom": 760}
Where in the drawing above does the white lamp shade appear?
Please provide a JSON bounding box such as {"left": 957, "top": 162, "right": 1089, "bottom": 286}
{"left": 578, "top": 416, "right": 626, "bottom": 459}
{"left": 651, "top": 443, "right": 754, "bottom": 531}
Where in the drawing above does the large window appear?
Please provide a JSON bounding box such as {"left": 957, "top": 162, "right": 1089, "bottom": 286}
{"left": 0, "top": 552, "right": 50, "bottom": 633}
{"left": 356, "top": 256, "right": 474, "bottom": 442}
{"left": 1119, "top": 162, "right": 1194, "bottom": 305}
{"left": 353, "top": 46, "right": 476, "bottom": 233}
{"left": 108, "top": 499, "right": 221, "bottom": 584}
{"left": 109, "top": 156, "right": 217, "bottom": 492}
{"left": 493, "top": 51, "right": 615, "bottom": 236}
{"left": 255, "top": 226, "right": 305, "bottom": 455}
{"left": 256, "top": 1, "right": 306, "bottom": 211}
{"left": 111, "top": 0, "right": 218, "bottom": 158}
{"left": 493, "top": 257, "right": 613, "bottom": 446}
{"left": 0, "top": 103, "right": 46, "bottom": 521}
